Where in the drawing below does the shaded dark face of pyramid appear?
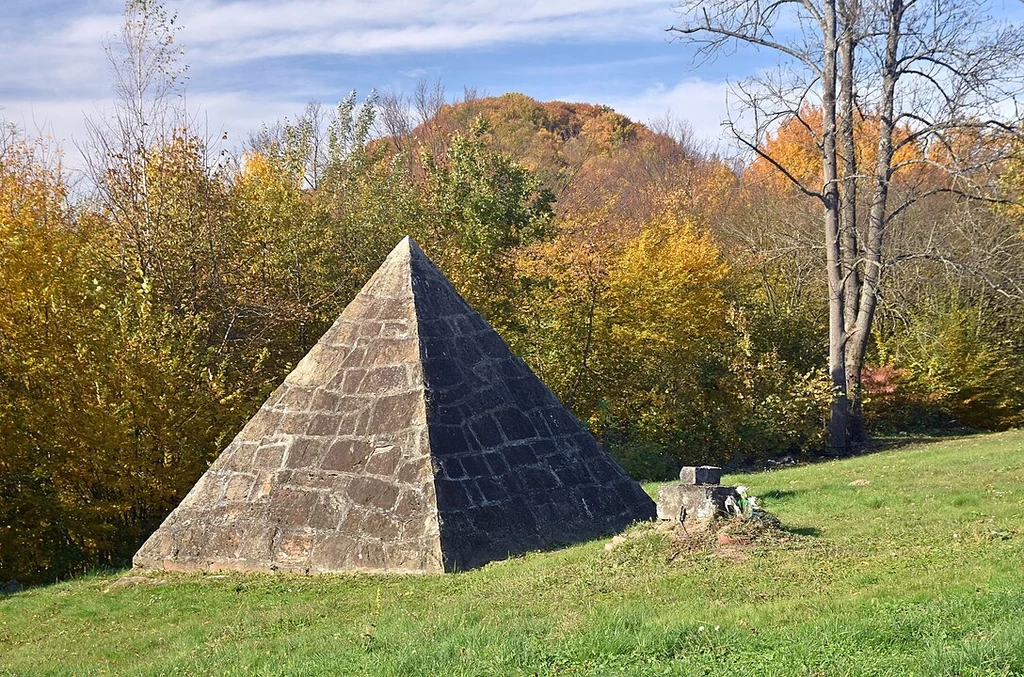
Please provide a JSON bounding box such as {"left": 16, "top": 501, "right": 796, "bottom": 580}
{"left": 134, "top": 237, "right": 656, "bottom": 574}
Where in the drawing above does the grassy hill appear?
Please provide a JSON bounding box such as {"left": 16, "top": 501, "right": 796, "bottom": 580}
{"left": 1, "top": 431, "right": 1022, "bottom": 676}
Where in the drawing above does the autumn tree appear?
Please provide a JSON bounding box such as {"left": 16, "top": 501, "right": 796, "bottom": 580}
{"left": 0, "top": 129, "right": 250, "bottom": 583}
{"left": 418, "top": 118, "right": 555, "bottom": 328}
{"left": 84, "top": 0, "right": 193, "bottom": 272}
{"left": 0, "top": 135, "right": 86, "bottom": 580}
{"left": 228, "top": 91, "right": 414, "bottom": 365}
{"left": 670, "top": 0, "right": 1024, "bottom": 451}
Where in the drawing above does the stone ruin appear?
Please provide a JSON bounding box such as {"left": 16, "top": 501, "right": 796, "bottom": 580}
{"left": 134, "top": 237, "right": 656, "bottom": 574}
{"left": 657, "top": 466, "right": 740, "bottom": 530}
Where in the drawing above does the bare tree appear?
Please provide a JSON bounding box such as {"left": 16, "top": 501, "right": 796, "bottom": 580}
{"left": 648, "top": 110, "right": 705, "bottom": 158}
{"left": 412, "top": 78, "right": 447, "bottom": 156}
{"left": 81, "top": 0, "right": 238, "bottom": 324}
{"left": 377, "top": 91, "right": 413, "bottom": 147}
{"left": 299, "top": 101, "right": 329, "bottom": 190}
{"left": 669, "top": 0, "right": 1024, "bottom": 451}
{"left": 413, "top": 78, "right": 446, "bottom": 125}
{"left": 82, "top": 0, "right": 190, "bottom": 281}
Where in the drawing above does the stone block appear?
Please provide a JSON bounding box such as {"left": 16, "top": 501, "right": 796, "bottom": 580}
{"left": 360, "top": 509, "right": 396, "bottom": 536}
{"left": 364, "top": 446, "right": 400, "bottom": 476}
{"left": 306, "top": 414, "right": 342, "bottom": 437}
{"left": 276, "top": 532, "right": 313, "bottom": 564}
{"left": 657, "top": 484, "right": 738, "bottom": 525}
{"left": 253, "top": 443, "right": 288, "bottom": 469}
{"left": 394, "top": 490, "right": 425, "bottom": 519}
{"left": 322, "top": 439, "right": 371, "bottom": 472}
{"left": 396, "top": 458, "right": 428, "bottom": 484}
{"left": 679, "top": 465, "right": 723, "bottom": 485}
{"left": 359, "top": 365, "right": 408, "bottom": 394}
{"left": 224, "top": 473, "right": 255, "bottom": 501}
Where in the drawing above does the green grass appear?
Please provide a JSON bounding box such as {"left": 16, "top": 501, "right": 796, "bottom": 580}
{"left": 2, "top": 431, "right": 1023, "bottom": 676}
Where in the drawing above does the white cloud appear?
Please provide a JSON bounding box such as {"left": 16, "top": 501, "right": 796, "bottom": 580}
{"left": 174, "top": 0, "right": 668, "bottom": 43}
{"left": 0, "top": 91, "right": 309, "bottom": 169}
{"left": 189, "top": 90, "right": 313, "bottom": 141}
{"left": 2, "top": 0, "right": 740, "bottom": 166}
{"left": 47, "top": 0, "right": 671, "bottom": 65}
{"left": 175, "top": 4, "right": 672, "bottom": 64}
{"left": 0, "top": 98, "right": 102, "bottom": 150}
{"left": 594, "top": 78, "right": 733, "bottom": 149}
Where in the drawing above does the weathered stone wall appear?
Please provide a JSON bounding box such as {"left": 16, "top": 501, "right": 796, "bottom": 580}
{"left": 408, "top": 244, "right": 657, "bottom": 571}
{"left": 134, "top": 244, "right": 444, "bottom": 573}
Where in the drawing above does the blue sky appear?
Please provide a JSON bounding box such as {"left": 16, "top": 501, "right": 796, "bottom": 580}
{"left": 0, "top": 0, "right": 759, "bottom": 159}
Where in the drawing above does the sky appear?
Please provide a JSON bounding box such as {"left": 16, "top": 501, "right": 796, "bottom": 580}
{"left": 0, "top": 0, "right": 764, "bottom": 162}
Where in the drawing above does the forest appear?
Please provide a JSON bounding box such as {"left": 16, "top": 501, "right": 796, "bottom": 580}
{"left": 2, "top": 0, "right": 1023, "bottom": 584}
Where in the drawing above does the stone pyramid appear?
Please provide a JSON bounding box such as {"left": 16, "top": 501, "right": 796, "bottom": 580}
{"left": 134, "top": 237, "right": 656, "bottom": 574}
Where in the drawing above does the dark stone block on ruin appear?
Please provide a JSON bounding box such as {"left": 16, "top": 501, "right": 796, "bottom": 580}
{"left": 503, "top": 443, "right": 538, "bottom": 467}
{"left": 431, "top": 425, "right": 471, "bottom": 456}
{"left": 134, "top": 237, "right": 655, "bottom": 575}
{"left": 588, "top": 458, "right": 621, "bottom": 483}
{"left": 469, "top": 415, "right": 504, "bottom": 448}
{"left": 458, "top": 455, "right": 488, "bottom": 478}
{"left": 461, "top": 481, "right": 485, "bottom": 505}
{"left": 434, "top": 478, "right": 472, "bottom": 509}
{"left": 476, "top": 476, "right": 509, "bottom": 503}
{"left": 494, "top": 408, "right": 536, "bottom": 441}
{"left": 499, "top": 470, "right": 528, "bottom": 494}
{"left": 679, "top": 465, "right": 723, "bottom": 486}
{"left": 530, "top": 438, "right": 558, "bottom": 459}
{"left": 439, "top": 456, "right": 466, "bottom": 480}
{"left": 473, "top": 387, "right": 504, "bottom": 411}
{"left": 481, "top": 452, "right": 509, "bottom": 475}
{"left": 519, "top": 465, "right": 561, "bottom": 490}
{"left": 431, "top": 404, "right": 464, "bottom": 429}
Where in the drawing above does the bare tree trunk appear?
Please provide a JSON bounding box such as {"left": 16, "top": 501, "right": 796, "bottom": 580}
{"left": 849, "top": 0, "right": 903, "bottom": 428}
{"left": 823, "top": 0, "right": 850, "bottom": 453}
{"left": 838, "top": 0, "right": 867, "bottom": 448}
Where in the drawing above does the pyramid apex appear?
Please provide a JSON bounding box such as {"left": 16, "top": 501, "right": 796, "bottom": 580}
{"left": 386, "top": 235, "right": 426, "bottom": 262}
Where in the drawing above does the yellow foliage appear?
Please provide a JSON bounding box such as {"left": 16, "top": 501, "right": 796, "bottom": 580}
{"left": 604, "top": 212, "right": 730, "bottom": 354}
{"left": 0, "top": 144, "right": 72, "bottom": 367}
{"left": 509, "top": 201, "right": 742, "bottom": 461}
{"left": 509, "top": 203, "right": 619, "bottom": 403}
{"left": 0, "top": 136, "right": 257, "bottom": 583}
{"left": 996, "top": 138, "right": 1024, "bottom": 238}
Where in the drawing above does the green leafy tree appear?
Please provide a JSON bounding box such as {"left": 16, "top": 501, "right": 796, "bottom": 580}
{"left": 419, "top": 118, "right": 555, "bottom": 329}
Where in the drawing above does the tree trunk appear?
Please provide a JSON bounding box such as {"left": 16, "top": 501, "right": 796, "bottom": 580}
{"left": 849, "top": 0, "right": 903, "bottom": 447}
{"left": 838, "top": 0, "right": 867, "bottom": 449}
{"left": 822, "top": 0, "right": 850, "bottom": 453}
